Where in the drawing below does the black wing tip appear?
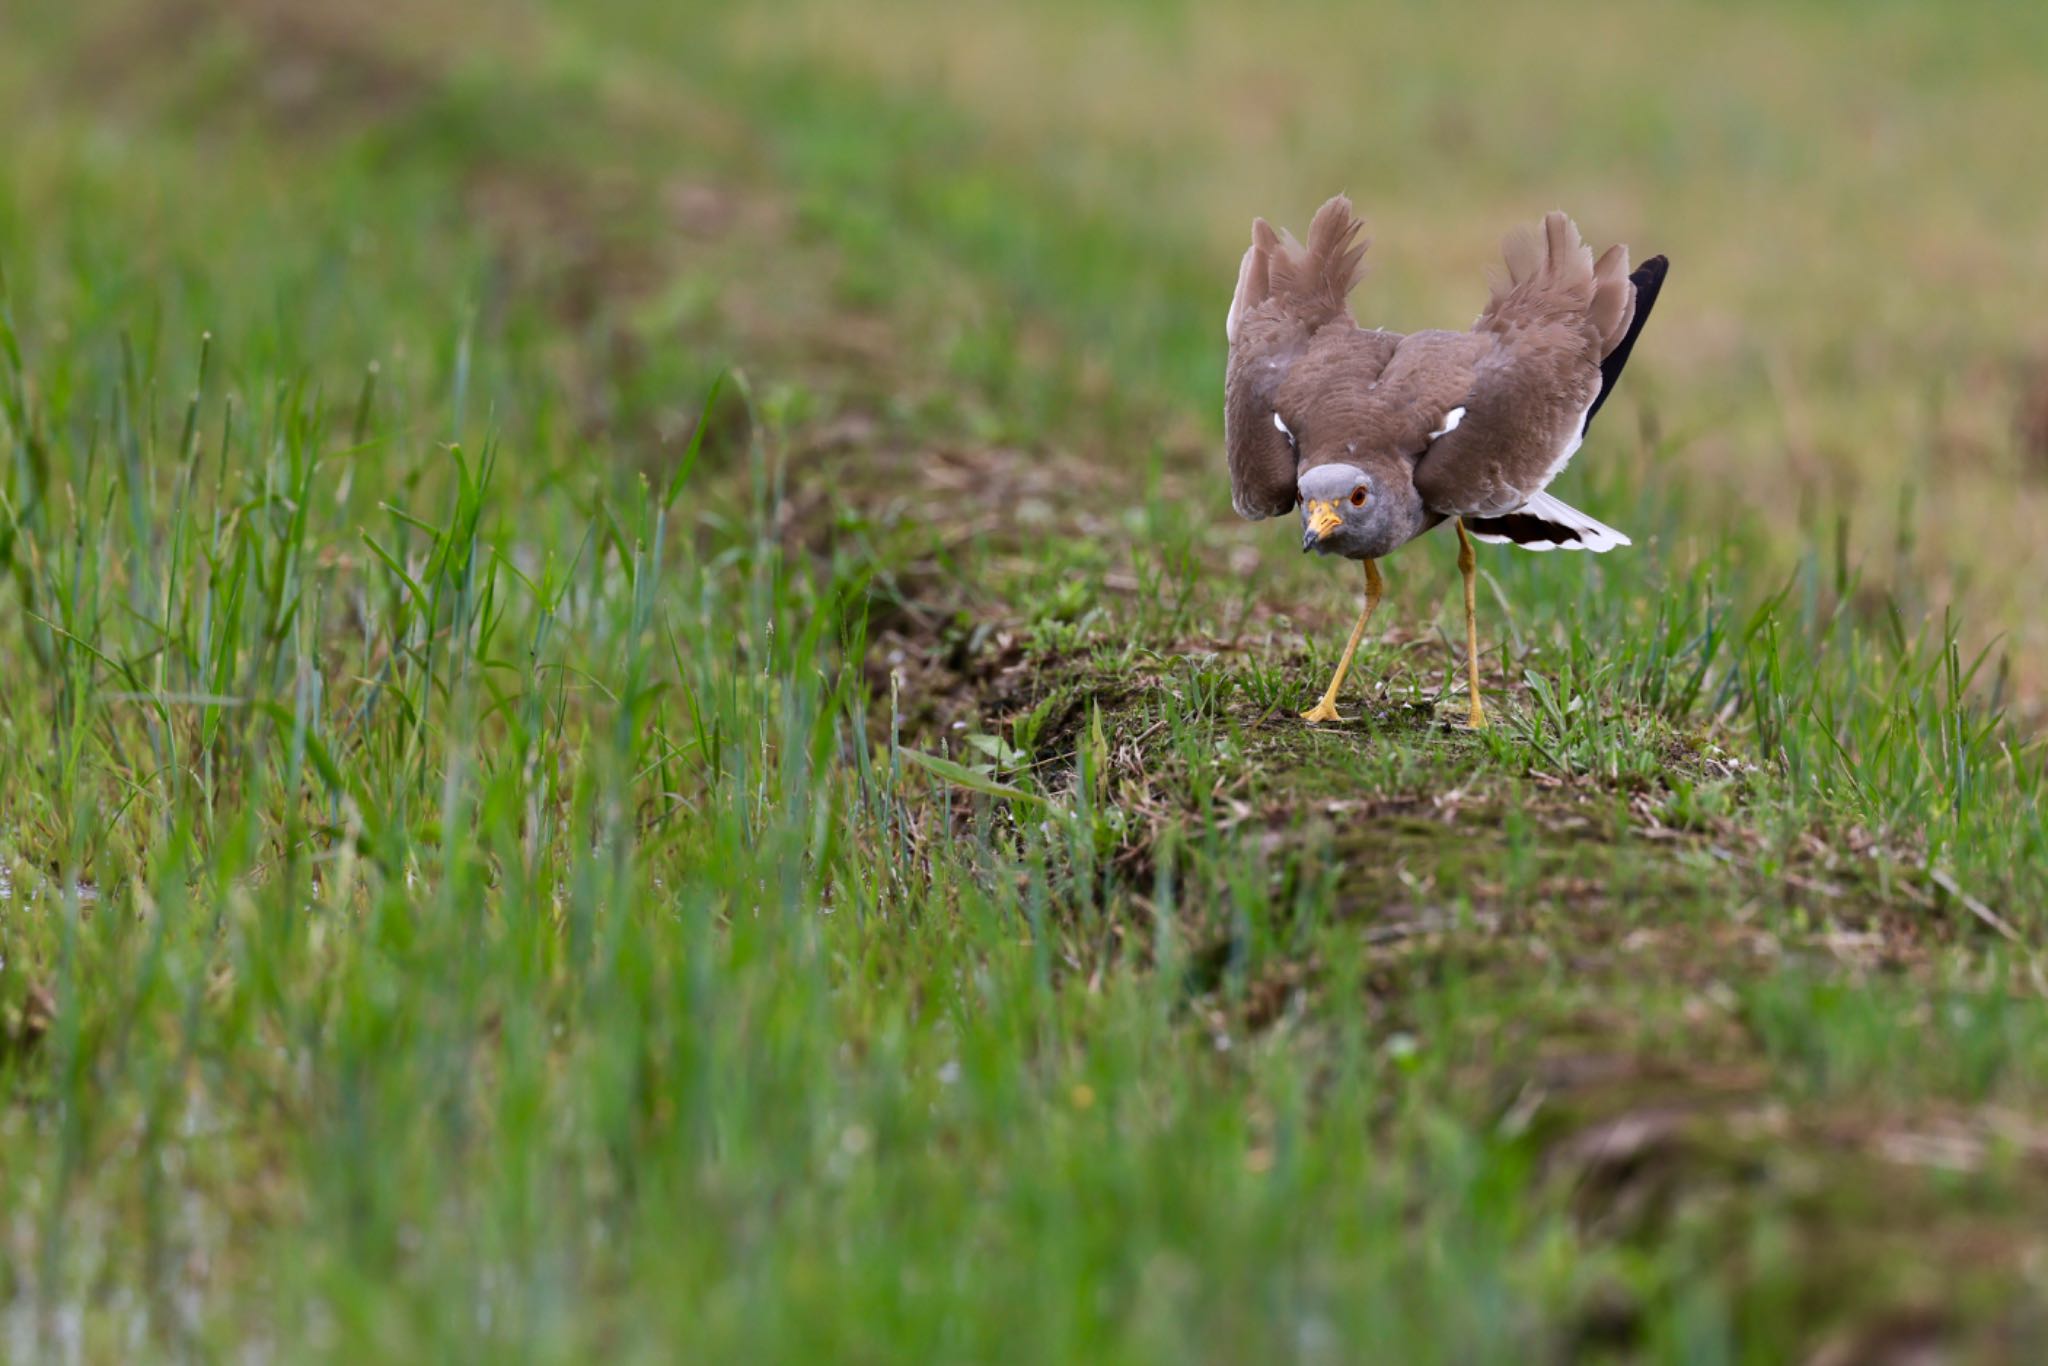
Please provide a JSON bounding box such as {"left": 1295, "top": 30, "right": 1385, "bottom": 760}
{"left": 1582, "top": 253, "right": 1669, "bottom": 432}
{"left": 1629, "top": 255, "right": 1669, "bottom": 312}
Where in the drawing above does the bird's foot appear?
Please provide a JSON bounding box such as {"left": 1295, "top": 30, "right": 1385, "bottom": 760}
{"left": 1462, "top": 700, "right": 1489, "bottom": 731}
{"left": 1300, "top": 699, "right": 1348, "bottom": 725}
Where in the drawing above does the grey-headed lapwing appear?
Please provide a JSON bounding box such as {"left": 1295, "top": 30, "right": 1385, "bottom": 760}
{"left": 1225, "top": 196, "right": 1667, "bottom": 727}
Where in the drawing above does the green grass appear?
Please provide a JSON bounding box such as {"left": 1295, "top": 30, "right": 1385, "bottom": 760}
{"left": 4, "top": 1, "right": 2048, "bottom": 1360}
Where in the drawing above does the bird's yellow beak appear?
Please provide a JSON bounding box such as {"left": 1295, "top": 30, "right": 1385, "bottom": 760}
{"left": 1305, "top": 501, "right": 1341, "bottom": 543}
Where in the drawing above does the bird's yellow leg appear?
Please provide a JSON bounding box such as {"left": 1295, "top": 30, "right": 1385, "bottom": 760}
{"left": 1456, "top": 519, "right": 1488, "bottom": 730}
{"left": 1301, "top": 558, "right": 1383, "bottom": 724}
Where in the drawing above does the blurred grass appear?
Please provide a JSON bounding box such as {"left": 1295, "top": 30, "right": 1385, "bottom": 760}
{"left": 1, "top": 0, "right": 2047, "bottom": 1360}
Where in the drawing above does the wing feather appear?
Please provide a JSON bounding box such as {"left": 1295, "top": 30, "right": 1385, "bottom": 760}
{"left": 1412, "top": 212, "right": 1626, "bottom": 519}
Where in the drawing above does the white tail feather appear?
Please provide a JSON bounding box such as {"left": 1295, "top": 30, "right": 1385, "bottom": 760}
{"left": 1465, "top": 491, "right": 1631, "bottom": 553}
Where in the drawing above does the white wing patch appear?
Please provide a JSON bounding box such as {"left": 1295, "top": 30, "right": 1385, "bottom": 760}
{"left": 1428, "top": 406, "right": 1467, "bottom": 441}
{"left": 1273, "top": 412, "right": 1295, "bottom": 444}
{"left": 1226, "top": 242, "right": 1257, "bottom": 345}
{"left": 1537, "top": 397, "right": 1598, "bottom": 490}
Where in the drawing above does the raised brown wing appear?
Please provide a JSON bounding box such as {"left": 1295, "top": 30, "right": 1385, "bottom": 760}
{"left": 1225, "top": 198, "right": 1400, "bottom": 520}
{"left": 1411, "top": 212, "right": 1625, "bottom": 518}
{"left": 1409, "top": 334, "right": 1601, "bottom": 518}
{"left": 1225, "top": 334, "right": 1305, "bottom": 518}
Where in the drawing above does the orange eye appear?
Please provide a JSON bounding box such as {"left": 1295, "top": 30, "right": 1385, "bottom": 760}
{"left": 1349, "top": 486, "right": 1368, "bottom": 508}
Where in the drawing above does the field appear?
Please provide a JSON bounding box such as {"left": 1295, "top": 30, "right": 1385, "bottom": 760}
{"left": 4, "top": 0, "right": 2048, "bottom": 1359}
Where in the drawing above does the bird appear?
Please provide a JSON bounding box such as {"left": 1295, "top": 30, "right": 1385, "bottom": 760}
{"left": 1224, "top": 196, "right": 1667, "bottom": 728}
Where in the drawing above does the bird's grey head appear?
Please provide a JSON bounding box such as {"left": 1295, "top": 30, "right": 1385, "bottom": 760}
{"left": 1298, "top": 463, "right": 1398, "bottom": 558}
